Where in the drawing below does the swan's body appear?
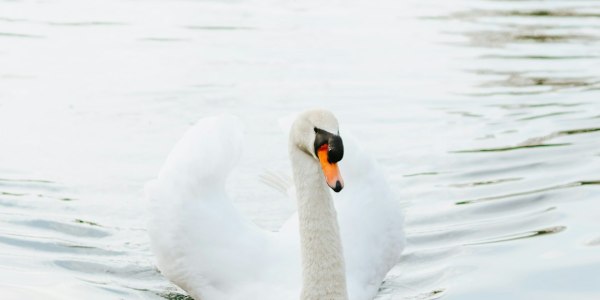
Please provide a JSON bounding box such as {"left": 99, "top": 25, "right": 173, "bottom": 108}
{"left": 146, "top": 110, "right": 405, "bottom": 300}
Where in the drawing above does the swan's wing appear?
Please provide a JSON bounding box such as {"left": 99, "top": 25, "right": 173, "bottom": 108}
{"left": 334, "top": 135, "right": 406, "bottom": 300}
{"left": 145, "top": 115, "right": 296, "bottom": 299}
{"left": 258, "top": 169, "right": 294, "bottom": 197}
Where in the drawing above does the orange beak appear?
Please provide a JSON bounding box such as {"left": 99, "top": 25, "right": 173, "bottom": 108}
{"left": 317, "top": 144, "right": 344, "bottom": 192}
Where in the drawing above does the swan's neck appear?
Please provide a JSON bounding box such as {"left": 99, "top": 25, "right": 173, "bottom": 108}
{"left": 290, "top": 147, "right": 348, "bottom": 300}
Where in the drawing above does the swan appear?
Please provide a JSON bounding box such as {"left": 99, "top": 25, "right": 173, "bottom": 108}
{"left": 146, "top": 109, "right": 405, "bottom": 300}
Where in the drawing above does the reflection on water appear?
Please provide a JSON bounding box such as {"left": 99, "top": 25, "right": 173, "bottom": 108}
{"left": 1, "top": 0, "right": 599, "bottom": 299}
{"left": 456, "top": 180, "right": 600, "bottom": 205}
{"left": 445, "top": 3, "right": 600, "bottom": 97}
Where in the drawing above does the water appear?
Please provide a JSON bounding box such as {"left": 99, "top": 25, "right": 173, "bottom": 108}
{"left": 1, "top": 0, "right": 599, "bottom": 299}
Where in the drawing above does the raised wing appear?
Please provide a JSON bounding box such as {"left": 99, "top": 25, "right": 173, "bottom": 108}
{"left": 145, "top": 115, "right": 279, "bottom": 299}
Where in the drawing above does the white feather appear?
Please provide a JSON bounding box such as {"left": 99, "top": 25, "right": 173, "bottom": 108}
{"left": 146, "top": 113, "right": 405, "bottom": 300}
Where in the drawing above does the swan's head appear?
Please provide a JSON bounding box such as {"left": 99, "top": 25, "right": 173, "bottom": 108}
{"left": 290, "top": 109, "right": 344, "bottom": 193}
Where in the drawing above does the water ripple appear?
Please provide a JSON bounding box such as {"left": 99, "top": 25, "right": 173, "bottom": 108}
{"left": 13, "top": 219, "right": 110, "bottom": 238}
{"left": 465, "top": 225, "right": 566, "bottom": 246}
{"left": 456, "top": 180, "right": 600, "bottom": 205}
{"left": 0, "top": 234, "right": 122, "bottom": 256}
{"left": 0, "top": 31, "right": 43, "bottom": 39}
{"left": 453, "top": 143, "right": 570, "bottom": 153}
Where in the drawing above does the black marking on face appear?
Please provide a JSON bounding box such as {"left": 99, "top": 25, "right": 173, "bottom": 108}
{"left": 314, "top": 128, "right": 344, "bottom": 163}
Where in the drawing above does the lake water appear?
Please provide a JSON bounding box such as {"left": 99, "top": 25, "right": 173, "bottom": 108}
{"left": 1, "top": 0, "right": 599, "bottom": 299}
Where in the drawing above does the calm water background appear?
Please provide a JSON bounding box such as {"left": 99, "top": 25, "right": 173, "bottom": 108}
{"left": 1, "top": 0, "right": 599, "bottom": 299}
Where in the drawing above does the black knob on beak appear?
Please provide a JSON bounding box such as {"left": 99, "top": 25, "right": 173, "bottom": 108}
{"left": 327, "top": 135, "right": 344, "bottom": 164}
{"left": 314, "top": 128, "right": 344, "bottom": 164}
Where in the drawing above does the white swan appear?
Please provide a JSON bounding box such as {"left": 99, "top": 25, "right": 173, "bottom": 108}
{"left": 146, "top": 109, "right": 405, "bottom": 300}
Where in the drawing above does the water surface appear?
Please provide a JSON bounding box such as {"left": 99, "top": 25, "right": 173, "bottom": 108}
{"left": 1, "top": 0, "right": 599, "bottom": 299}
